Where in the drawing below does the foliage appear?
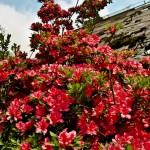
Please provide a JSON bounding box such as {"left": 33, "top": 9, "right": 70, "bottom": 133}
{"left": 0, "top": 26, "right": 21, "bottom": 60}
{"left": 82, "top": 12, "right": 103, "bottom": 33}
{"left": 0, "top": 0, "right": 150, "bottom": 150}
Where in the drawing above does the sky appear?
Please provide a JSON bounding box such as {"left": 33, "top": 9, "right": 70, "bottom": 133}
{"left": 0, "top": 0, "right": 147, "bottom": 55}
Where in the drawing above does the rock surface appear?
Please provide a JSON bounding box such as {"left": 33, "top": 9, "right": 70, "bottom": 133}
{"left": 93, "top": 1, "right": 150, "bottom": 61}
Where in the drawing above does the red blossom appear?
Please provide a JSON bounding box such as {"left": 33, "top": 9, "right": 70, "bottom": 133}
{"left": 47, "top": 111, "right": 64, "bottom": 125}
{"left": 107, "top": 25, "right": 116, "bottom": 33}
{"left": 91, "top": 142, "right": 100, "bottom": 150}
{"left": 0, "top": 110, "right": 2, "bottom": 116}
{"left": 77, "top": 115, "right": 88, "bottom": 135}
{"left": 21, "top": 141, "right": 31, "bottom": 150}
{"left": 16, "top": 121, "right": 34, "bottom": 132}
{"left": 35, "top": 105, "right": 46, "bottom": 119}
{"left": 21, "top": 104, "right": 34, "bottom": 114}
{"left": 6, "top": 99, "right": 22, "bottom": 121}
{"left": 86, "top": 120, "right": 98, "bottom": 135}
{"left": 92, "top": 102, "right": 104, "bottom": 117}
{"left": 36, "top": 118, "right": 49, "bottom": 135}
{"left": 47, "top": 86, "right": 74, "bottom": 112}
{"left": 42, "top": 137, "right": 53, "bottom": 150}
{"left": 25, "top": 70, "right": 37, "bottom": 77}
{"left": 112, "top": 133, "right": 133, "bottom": 147}
{"left": 85, "top": 85, "right": 93, "bottom": 98}
{"left": 0, "top": 125, "right": 3, "bottom": 133}
{"left": 31, "top": 90, "right": 44, "bottom": 99}
{"left": 0, "top": 71, "right": 9, "bottom": 82}
{"left": 58, "top": 128, "right": 76, "bottom": 148}
{"left": 0, "top": 0, "right": 150, "bottom": 149}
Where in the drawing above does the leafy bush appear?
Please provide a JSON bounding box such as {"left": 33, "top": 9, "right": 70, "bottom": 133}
{"left": 0, "top": 0, "right": 149, "bottom": 150}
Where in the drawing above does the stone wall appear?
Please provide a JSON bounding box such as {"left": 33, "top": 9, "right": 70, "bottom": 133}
{"left": 93, "top": 2, "right": 150, "bottom": 60}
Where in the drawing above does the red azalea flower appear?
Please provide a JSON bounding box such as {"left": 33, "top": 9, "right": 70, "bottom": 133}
{"left": 16, "top": 121, "right": 34, "bottom": 132}
{"left": 0, "top": 110, "right": 2, "bottom": 116}
{"left": 0, "top": 71, "right": 9, "bottom": 82}
{"left": 92, "top": 102, "right": 104, "bottom": 117}
{"left": 16, "top": 121, "right": 25, "bottom": 132}
{"left": 36, "top": 118, "right": 49, "bottom": 135}
{"left": 6, "top": 104, "right": 22, "bottom": 121}
{"left": 58, "top": 128, "right": 76, "bottom": 148}
{"left": 91, "top": 142, "right": 100, "bottom": 150}
{"left": 43, "top": 96, "right": 53, "bottom": 106}
{"left": 47, "top": 87, "right": 74, "bottom": 112}
{"left": 31, "top": 90, "right": 43, "bottom": 99}
{"left": 86, "top": 120, "right": 98, "bottom": 135}
{"left": 35, "top": 105, "right": 46, "bottom": 119}
{"left": 42, "top": 137, "right": 53, "bottom": 150}
{"left": 85, "top": 85, "right": 93, "bottom": 98}
{"left": 77, "top": 115, "right": 88, "bottom": 135}
{"left": 21, "top": 104, "right": 34, "bottom": 114}
{"left": 107, "top": 25, "right": 116, "bottom": 33}
{"left": 112, "top": 133, "right": 133, "bottom": 147}
{"left": 26, "top": 70, "right": 37, "bottom": 77}
{"left": 47, "top": 111, "right": 64, "bottom": 125}
{"left": 0, "top": 125, "right": 3, "bottom": 133}
{"left": 142, "top": 118, "right": 150, "bottom": 128}
{"left": 21, "top": 141, "right": 31, "bottom": 150}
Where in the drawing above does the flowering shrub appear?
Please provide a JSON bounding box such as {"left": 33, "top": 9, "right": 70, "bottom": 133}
{"left": 0, "top": 0, "right": 150, "bottom": 149}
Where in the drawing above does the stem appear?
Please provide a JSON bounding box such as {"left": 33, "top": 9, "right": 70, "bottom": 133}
{"left": 61, "top": 0, "right": 79, "bottom": 36}
{"left": 109, "top": 69, "right": 116, "bottom": 105}
{"left": 61, "top": 26, "right": 65, "bottom": 36}
{"left": 90, "top": 15, "right": 96, "bottom": 34}
{"left": 29, "top": 51, "right": 34, "bottom": 59}
{"left": 70, "top": 0, "right": 80, "bottom": 19}
{"left": 90, "top": 6, "right": 97, "bottom": 34}
{"left": 133, "top": 97, "right": 150, "bottom": 121}
{"left": 68, "top": 0, "right": 80, "bottom": 24}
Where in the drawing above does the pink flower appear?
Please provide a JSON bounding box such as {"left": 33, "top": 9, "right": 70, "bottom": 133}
{"left": 6, "top": 98, "right": 22, "bottom": 121}
{"left": 112, "top": 133, "right": 133, "bottom": 147}
{"left": 31, "top": 90, "right": 43, "bottom": 99}
{"left": 91, "top": 142, "right": 100, "bottom": 150}
{"left": 81, "top": 34, "right": 99, "bottom": 46}
{"left": 16, "top": 121, "right": 34, "bottom": 132}
{"left": 7, "top": 107, "right": 22, "bottom": 121}
{"left": 92, "top": 102, "right": 104, "bottom": 117}
{"left": 58, "top": 128, "right": 76, "bottom": 148}
{"left": 0, "top": 125, "right": 3, "bottom": 133}
{"left": 42, "top": 137, "right": 53, "bottom": 150}
{"left": 0, "top": 110, "right": 2, "bottom": 116}
{"left": 107, "top": 25, "right": 116, "bottom": 33}
{"left": 142, "top": 118, "right": 150, "bottom": 128}
{"left": 21, "top": 141, "right": 31, "bottom": 150}
{"left": 35, "top": 105, "right": 46, "bottom": 119}
{"left": 36, "top": 118, "right": 49, "bottom": 135}
{"left": 21, "top": 104, "right": 34, "bottom": 114}
{"left": 16, "top": 121, "right": 26, "bottom": 132}
{"left": 85, "top": 85, "right": 93, "bottom": 98}
{"left": 47, "top": 111, "right": 64, "bottom": 125}
{"left": 77, "top": 115, "right": 88, "bottom": 135}
{"left": 47, "top": 86, "right": 74, "bottom": 112}
{"left": 26, "top": 70, "right": 36, "bottom": 77}
{"left": 86, "top": 120, "right": 98, "bottom": 135}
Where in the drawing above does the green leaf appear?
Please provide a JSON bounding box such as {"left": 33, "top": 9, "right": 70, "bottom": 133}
{"left": 105, "top": 24, "right": 111, "bottom": 29}
{"left": 67, "top": 83, "right": 72, "bottom": 89}
{"left": 86, "top": 58, "right": 92, "bottom": 64}
{"left": 50, "top": 131, "right": 57, "bottom": 138}
{"left": 126, "top": 145, "right": 133, "bottom": 150}
{"left": 73, "top": 136, "right": 82, "bottom": 143}
{"left": 70, "top": 55, "right": 74, "bottom": 59}
{"left": 0, "top": 139, "right": 4, "bottom": 145}
{"left": 105, "top": 142, "right": 109, "bottom": 148}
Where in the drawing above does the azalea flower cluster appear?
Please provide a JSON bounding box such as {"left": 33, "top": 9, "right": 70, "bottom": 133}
{"left": 0, "top": 0, "right": 150, "bottom": 149}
